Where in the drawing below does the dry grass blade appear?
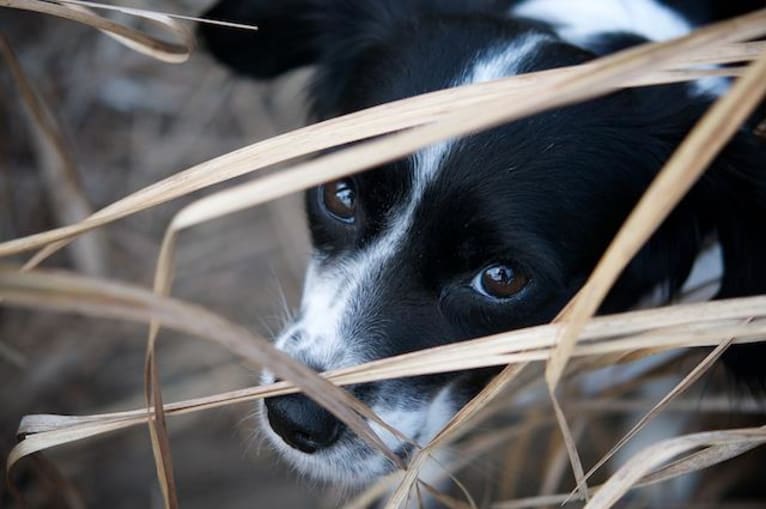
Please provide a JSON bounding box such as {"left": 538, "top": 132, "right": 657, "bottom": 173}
{"left": 144, "top": 349, "right": 177, "bottom": 509}
{"left": 583, "top": 427, "right": 766, "bottom": 509}
{"left": 8, "top": 294, "right": 761, "bottom": 411}
{"left": 0, "top": 0, "right": 193, "bottom": 63}
{"left": 579, "top": 337, "right": 735, "bottom": 488}
{"left": 385, "top": 364, "right": 528, "bottom": 509}
{"left": 493, "top": 429, "right": 766, "bottom": 509}
{"left": 0, "top": 268, "right": 401, "bottom": 469}
{"left": 544, "top": 419, "right": 586, "bottom": 497}
{"left": 51, "top": 0, "right": 260, "bottom": 30}
{"left": 545, "top": 44, "right": 766, "bottom": 391}
{"left": 548, "top": 391, "right": 589, "bottom": 501}
{"left": 682, "top": 41, "right": 766, "bottom": 65}
{"left": 0, "top": 33, "right": 106, "bottom": 275}
{"left": 145, "top": 233, "right": 179, "bottom": 509}
{"left": 639, "top": 440, "right": 764, "bottom": 486}
{"left": 6, "top": 300, "right": 766, "bottom": 473}
{"left": 419, "top": 480, "right": 475, "bottom": 509}
{"left": 9, "top": 417, "right": 146, "bottom": 472}
{"left": 0, "top": 17, "right": 762, "bottom": 264}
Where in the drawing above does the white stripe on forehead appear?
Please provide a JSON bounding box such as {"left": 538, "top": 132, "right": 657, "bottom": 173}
{"left": 464, "top": 33, "right": 552, "bottom": 85}
{"left": 412, "top": 34, "right": 551, "bottom": 185}
{"left": 412, "top": 141, "right": 451, "bottom": 188}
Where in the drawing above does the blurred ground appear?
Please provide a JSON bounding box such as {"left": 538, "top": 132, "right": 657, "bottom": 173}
{"left": 0, "top": 1, "right": 329, "bottom": 507}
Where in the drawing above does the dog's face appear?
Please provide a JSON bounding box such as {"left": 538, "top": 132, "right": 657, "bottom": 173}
{"left": 198, "top": 0, "right": 735, "bottom": 486}
{"left": 259, "top": 95, "right": 685, "bottom": 484}
{"left": 253, "top": 20, "right": 717, "bottom": 488}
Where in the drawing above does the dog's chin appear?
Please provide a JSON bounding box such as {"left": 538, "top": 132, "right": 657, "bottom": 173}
{"left": 256, "top": 403, "right": 400, "bottom": 487}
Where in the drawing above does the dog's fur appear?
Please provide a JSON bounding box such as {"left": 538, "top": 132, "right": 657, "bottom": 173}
{"left": 200, "top": 0, "right": 766, "bottom": 486}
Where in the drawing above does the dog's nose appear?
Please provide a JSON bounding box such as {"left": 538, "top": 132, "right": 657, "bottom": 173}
{"left": 265, "top": 394, "right": 341, "bottom": 453}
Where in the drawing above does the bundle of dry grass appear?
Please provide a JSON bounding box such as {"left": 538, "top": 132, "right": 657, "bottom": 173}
{"left": 1, "top": 2, "right": 765, "bottom": 508}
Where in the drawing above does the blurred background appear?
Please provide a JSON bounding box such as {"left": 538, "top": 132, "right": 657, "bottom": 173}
{"left": 0, "top": 1, "right": 326, "bottom": 506}
{"left": 2, "top": 2, "right": 766, "bottom": 508}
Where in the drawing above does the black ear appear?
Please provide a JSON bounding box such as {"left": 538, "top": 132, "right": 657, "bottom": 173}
{"left": 198, "top": 0, "right": 319, "bottom": 79}
{"left": 197, "top": 0, "right": 505, "bottom": 81}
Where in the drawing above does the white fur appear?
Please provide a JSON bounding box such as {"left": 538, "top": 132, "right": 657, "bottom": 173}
{"left": 464, "top": 34, "right": 552, "bottom": 84}
{"left": 419, "top": 384, "right": 458, "bottom": 444}
{"left": 512, "top": 0, "right": 692, "bottom": 46}
{"left": 414, "top": 141, "right": 452, "bottom": 183}
{"left": 511, "top": 0, "right": 728, "bottom": 96}
{"left": 369, "top": 385, "right": 454, "bottom": 451}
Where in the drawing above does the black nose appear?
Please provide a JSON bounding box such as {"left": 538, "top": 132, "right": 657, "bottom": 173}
{"left": 265, "top": 394, "right": 342, "bottom": 453}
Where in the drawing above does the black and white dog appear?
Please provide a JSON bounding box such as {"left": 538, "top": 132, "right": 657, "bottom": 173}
{"left": 200, "top": 0, "right": 766, "bottom": 486}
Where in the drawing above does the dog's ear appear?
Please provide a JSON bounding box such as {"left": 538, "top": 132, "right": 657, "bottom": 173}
{"left": 197, "top": 0, "right": 503, "bottom": 81}
{"left": 198, "top": 0, "right": 319, "bottom": 79}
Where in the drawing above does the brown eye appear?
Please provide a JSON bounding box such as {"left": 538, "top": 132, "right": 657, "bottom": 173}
{"left": 321, "top": 178, "right": 357, "bottom": 223}
{"left": 474, "top": 264, "right": 529, "bottom": 299}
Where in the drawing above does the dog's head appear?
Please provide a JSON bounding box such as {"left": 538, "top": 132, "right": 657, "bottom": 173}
{"left": 201, "top": 0, "right": 764, "bottom": 486}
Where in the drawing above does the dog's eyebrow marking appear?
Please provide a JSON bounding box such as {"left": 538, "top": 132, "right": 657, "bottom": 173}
{"left": 464, "top": 33, "right": 552, "bottom": 85}
{"left": 413, "top": 34, "right": 550, "bottom": 185}
{"left": 413, "top": 142, "right": 451, "bottom": 187}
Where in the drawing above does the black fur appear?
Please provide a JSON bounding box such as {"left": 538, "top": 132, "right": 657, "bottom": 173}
{"left": 200, "top": 0, "right": 766, "bottom": 473}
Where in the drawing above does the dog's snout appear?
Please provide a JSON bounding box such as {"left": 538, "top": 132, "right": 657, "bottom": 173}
{"left": 265, "top": 394, "right": 341, "bottom": 454}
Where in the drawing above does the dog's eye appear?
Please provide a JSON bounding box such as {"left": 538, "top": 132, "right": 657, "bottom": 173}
{"left": 473, "top": 264, "right": 529, "bottom": 299}
{"left": 321, "top": 178, "right": 357, "bottom": 223}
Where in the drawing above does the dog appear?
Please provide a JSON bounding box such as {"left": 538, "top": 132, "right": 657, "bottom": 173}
{"left": 200, "top": 0, "right": 766, "bottom": 487}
